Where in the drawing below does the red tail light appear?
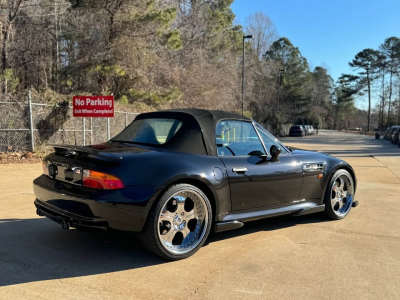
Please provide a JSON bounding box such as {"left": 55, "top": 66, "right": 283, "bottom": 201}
{"left": 83, "top": 170, "right": 124, "bottom": 190}
{"left": 298, "top": 129, "right": 302, "bottom": 131}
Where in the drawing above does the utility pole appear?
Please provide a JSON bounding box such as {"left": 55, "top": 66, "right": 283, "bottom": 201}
{"left": 241, "top": 35, "right": 254, "bottom": 115}
{"left": 275, "top": 69, "right": 285, "bottom": 136}
{"left": 277, "top": 69, "right": 285, "bottom": 109}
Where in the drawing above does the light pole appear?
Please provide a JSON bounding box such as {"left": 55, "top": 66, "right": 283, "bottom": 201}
{"left": 275, "top": 69, "right": 285, "bottom": 136}
{"left": 242, "top": 34, "right": 254, "bottom": 115}
{"left": 277, "top": 69, "right": 285, "bottom": 110}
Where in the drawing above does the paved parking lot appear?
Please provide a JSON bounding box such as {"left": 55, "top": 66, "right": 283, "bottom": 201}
{"left": 0, "top": 130, "right": 399, "bottom": 300}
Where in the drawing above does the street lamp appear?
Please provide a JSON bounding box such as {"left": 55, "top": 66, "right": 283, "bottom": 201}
{"left": 275, "top": 68, "right": 285, "bottom": 136}
{"left": 242, "top": 34, "right": 254, "bottom": 115}
{"left": 277, "top": 69, "right": 286, "bottom": 110}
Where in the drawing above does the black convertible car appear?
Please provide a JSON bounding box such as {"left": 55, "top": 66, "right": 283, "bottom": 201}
{"left": 34, "top": 109, "right": 358, "bottom": 260}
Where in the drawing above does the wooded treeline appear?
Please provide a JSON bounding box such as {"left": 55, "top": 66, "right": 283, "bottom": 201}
{"left": 341, "top": 37, "right": 400, "bottom": 131}
{"left": 0, "top": 0, "right": 396, "bottom": 131}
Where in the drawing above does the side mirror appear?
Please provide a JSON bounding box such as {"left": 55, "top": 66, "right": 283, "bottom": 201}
{"left": 270, "top": 145, "right": 282, "bottom": 162}
{"left": 248, "top": 150, "right": 267, "bottom": 160}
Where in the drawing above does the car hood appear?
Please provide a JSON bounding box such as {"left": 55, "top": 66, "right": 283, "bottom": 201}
{"left": 288, "top": 148, "right": 338, "bottom": 163}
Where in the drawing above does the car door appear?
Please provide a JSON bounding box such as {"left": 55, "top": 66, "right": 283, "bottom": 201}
{"left": 216, "top": 120, "right": 304, "bottom": 211}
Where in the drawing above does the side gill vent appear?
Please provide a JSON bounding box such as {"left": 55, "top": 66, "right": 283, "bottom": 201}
{"left": 302, "top": 163, "right": 325, "bottom": 173}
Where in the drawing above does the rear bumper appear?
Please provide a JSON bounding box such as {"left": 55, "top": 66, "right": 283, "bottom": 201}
{"left": 35, "top": 199, "right": 109, "bottom": 230}
{"left": 33, "top": 175, "right": 163, "bottom": 232}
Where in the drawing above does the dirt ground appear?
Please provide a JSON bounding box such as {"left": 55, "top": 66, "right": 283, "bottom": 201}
{"left": 0, "top": 130, "right": 399, "bottom": 300}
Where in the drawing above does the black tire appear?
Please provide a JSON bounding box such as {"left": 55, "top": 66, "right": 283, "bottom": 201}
{"left": 141, "top": 184, "right": 212, "bottom": 260}
{"left": 324, "top": 169, "right": 354, "bottom": 220}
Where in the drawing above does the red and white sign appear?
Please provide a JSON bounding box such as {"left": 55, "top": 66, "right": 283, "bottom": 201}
{"left": 73, "top": 96, "right": 114, "bottom": 118}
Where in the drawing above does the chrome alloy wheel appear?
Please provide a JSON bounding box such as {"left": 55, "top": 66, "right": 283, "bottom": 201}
{"left": 157, "top": 190, "right": 209, "bottom": 255}
{"left": 331, "top": 173, "right": 354, "bottom": 217}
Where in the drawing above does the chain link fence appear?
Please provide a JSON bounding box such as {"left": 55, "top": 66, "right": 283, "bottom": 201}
{"left": 0, "top": 94, "right": 139, "bottom": 152}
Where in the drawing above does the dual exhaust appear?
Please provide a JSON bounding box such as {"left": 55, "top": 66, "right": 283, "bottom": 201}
{"left": 36, "top": 208, "right": 71, "bottom": 231}
{"left": 61, "top": 220, "right": 71, "bottom": 231}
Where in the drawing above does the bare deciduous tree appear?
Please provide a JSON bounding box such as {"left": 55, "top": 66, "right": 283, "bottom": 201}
{"left": 245, "top": 12, "right": 277, "bottom": 59}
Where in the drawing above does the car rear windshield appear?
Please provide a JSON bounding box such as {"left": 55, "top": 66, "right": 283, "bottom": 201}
{"left": 112, "top": 118, "right": 183, "bottom": 145}
{"left": 290, "top": 126, "right": 300, "bottom": 129}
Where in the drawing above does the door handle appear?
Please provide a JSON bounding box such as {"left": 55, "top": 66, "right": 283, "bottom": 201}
{"left": 232, "top": 167, "right": 248, "bottom": 173}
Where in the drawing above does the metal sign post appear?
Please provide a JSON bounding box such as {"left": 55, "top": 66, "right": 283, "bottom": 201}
{"left": 72, "top": 95, "right": 114, "bottom": 145}
{"left": 107, "top": 117, "right": 110, "bottom": 141}
{"left": 83, "top": 117, "right": 86, "bottom": 146}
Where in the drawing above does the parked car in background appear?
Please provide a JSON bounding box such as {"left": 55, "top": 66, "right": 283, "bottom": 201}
{"left": 393, "top": 127, "right": 400, "bottom": 145}
{"left": 390, "top": 126, "right": 400, "bottom": 143}
{"left": 289, "top": 125, "right": 305, "bottom": 137}
{"left": 304, "top": 125, "right": 309, "bottom": 135}
{"left": 383, "top": 127, "right": 391, "bottom": 140}
{"left": 305, "top": 125, "right": 313, "bottom": 135}
{"left": 310, "top": 126, "right": 316, "bottom": 134}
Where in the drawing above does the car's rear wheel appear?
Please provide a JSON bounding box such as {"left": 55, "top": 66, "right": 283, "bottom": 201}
{"left": 324, "top": 169, "right": 354, "bottom": 220}
{"left": 141, "top": 184, "right": 212, "bottom": 260}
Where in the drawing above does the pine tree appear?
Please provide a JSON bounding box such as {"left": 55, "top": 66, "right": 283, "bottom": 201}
{"left": 349, "top": 49, "right": 382, "bottom": 131}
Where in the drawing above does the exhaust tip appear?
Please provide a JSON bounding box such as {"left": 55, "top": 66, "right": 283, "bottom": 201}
{"left": 61, "top": 221, "right": 70, "bottom": 231}
{"left": 36, "top": 208, "right": 44, "bottom": 217}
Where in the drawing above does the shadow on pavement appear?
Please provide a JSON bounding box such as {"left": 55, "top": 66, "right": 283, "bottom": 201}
{"left": 0, "top": 218, "right": 164, "bottom": 287}
{"left": 0, "top": 213, "right": 328, "bottom": 287}
{"left": 207, "top": 213, "right": 328, "bottom": 244}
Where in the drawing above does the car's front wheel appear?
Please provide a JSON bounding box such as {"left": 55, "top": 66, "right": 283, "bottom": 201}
{"left": 324, "top": 169, "right": 354, "bottom": 220}
{"left": 141, "top": 184, "right": 212, "bottom": 260}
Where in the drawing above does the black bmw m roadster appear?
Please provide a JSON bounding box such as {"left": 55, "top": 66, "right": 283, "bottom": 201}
{"left": 34, "top": 109, "right": 357, "bottom": 260}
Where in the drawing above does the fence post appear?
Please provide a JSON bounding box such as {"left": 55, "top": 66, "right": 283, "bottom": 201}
{"left": 28, "top": 91, "right": 35, "bottom": 152}
{"left": 107, "top": 117, "right": 110, "bottom": 140}
{"left": 83, "top": 117, "right": 86, "bottom": 146}
{"left": 125, "top": 112, "right": 128, "bottom": 128}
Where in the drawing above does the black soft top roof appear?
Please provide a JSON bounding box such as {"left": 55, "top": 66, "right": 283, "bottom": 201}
{"left": 133, "top": 109, "right": 250, "bottom": 156}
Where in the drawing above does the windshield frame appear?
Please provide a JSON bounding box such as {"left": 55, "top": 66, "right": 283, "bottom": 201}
{"left": 253, "top": 121, "right": 290, "bottom": 154}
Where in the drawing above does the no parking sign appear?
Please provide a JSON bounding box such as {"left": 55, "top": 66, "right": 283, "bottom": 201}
{"left": 73, "top": 96, "right": 114, "bottom": 118}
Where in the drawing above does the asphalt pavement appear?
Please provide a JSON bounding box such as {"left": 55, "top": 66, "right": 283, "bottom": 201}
{"left": 0, "top": 130, "right": 399, "bottom": 300}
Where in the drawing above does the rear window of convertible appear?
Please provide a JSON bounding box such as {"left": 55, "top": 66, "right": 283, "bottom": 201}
{"left": 112, "top": 118, "right": 183, "bottom": 145}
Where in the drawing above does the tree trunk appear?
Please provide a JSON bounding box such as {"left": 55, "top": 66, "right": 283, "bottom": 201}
{"left": 367, "top": 69, "right": 371, "bottom": 131}
{"left": 380, "top": 68, "right": 386, "bottom": 130}
{"left": 2, "top": 24, "right": 10, "bottom": 95}
{"left": 2, "top": 26, "right": 9, "bottom": 72}
{"left": 367, "top": 70, "right": 371, "bottom": 131}
{"left": 397, "top": 88, "right": 400, "bottom": 124}
{"left": 387, "top": 68, "right": 393, "bottom": 126}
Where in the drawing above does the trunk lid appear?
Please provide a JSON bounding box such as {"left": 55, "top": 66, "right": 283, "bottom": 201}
{"left": 44, "top": 142, "right": 152, "bottom": 185}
